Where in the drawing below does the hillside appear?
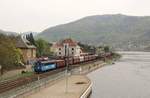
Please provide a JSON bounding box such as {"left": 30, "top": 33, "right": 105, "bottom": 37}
{"left": 37, "top": 14, "right": 150, "bottom": 51}
{"left": 0, "top": 29, "right": 17, "bottom": 35}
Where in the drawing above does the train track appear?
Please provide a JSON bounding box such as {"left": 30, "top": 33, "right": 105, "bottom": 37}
{"left": 0, "top": 68, "right": 65, "bottom": 94}
{"left": 0, "top": 59, "right": 100, "bottom": 94}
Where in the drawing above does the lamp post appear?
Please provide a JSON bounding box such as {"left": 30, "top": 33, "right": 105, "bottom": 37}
{"left": 0, "top": 65, "right": 2, "bottom": 80}
{"left": 0, "top": 65, "right": 2, "bottom": 75}
{"left": 65, "top": 43, "right": 69, "bottom": 93}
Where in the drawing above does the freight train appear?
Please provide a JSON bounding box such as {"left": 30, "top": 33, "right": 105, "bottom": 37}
{"left": 34, "top": 54, "right": 98, "bottom": 73}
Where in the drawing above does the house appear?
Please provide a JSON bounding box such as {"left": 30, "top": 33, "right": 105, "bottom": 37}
{"left": 52, "top": 38, "right": 82, "bottom": 57}
{"left": 16, "top": 35, "right": 36, "bottom": 64}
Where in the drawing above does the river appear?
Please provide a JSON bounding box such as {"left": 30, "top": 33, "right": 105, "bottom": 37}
{"left": 88, "top": 51, "right": 150, "bottom": 98}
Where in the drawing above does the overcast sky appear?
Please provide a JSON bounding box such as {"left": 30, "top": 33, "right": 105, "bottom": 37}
{"left": 0, "top": 0, "right": 150, "bottom": 33}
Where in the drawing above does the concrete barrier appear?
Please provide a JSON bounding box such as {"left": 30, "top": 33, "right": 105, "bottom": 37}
{"left": 80, "top": 82, "right": 92, "bottom": 98}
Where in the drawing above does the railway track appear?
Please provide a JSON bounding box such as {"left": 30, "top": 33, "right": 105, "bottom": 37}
{"left": 0, "top": 68, "right": 65, "bottom": 94}
{"left": 0, "top": 59, "right": 100, "bottom": 94}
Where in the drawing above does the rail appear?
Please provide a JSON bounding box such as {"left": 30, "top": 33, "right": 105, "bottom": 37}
{"left": 0, "top": 71, "right": 66, "bottom": 98}
{"left": 0, "top": 60, "right": 105, "bottom": 98}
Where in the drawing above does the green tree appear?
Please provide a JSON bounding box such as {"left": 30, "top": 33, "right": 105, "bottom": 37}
{"left": 78, "top": 42, "right": 95, "bottom": 53}
{"left": 0, "top": 34, "right": 22, "bottom": 70}
{"left": 35, "top": 39, "right": 53, "bottom": 57}
{"left": 26, "top": 33, "right": 36, "bottom": 45}
{"left": 104, "top": 46, "right": 110, "bottom": 53}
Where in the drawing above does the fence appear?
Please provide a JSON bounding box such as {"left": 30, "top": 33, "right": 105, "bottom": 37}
{"left": 0, "top": 71, "right": 66, "bottom": 98}
{"left": 0, "top": 65, "right": 2, "bottom": 76}
{"left": 0, "top": 60, "right": 105, "bottom": 98}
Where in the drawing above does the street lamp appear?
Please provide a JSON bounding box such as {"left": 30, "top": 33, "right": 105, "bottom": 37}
{"left": 64, "top": 43, "right": 69, "bottom": 93}
{"left": 0, "top": 65, "right": 2, "bottom": 80}
{"left": 0, "top": 65, "right": 2, "bottom": 75}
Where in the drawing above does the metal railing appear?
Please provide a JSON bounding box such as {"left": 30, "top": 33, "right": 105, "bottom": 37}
{"left": 0, "top": 61, "right": 105, "bottom": 98}
{"left": 0, "top": 71, "right": 66, "bottom": 98}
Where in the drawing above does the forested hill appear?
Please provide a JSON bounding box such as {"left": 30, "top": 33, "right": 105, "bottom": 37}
{"left": 37, "top": 14, "right": 150, "bottom": 51}
{"left": 0, "top": 29, "right": 17, "bottom": 35}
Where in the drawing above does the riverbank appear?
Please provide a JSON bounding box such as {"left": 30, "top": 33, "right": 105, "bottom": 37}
{"left": 26, "top": 75, "right": 91, "bottom": 98}
{"left": 88, "top": 51, "right": 150, "bottom": 98}
{"left": 72, "top": 58, "right": 117, "bottom": 75}
{"left": 0, "top": 57, "right": 119, "bottom": 98}
{"left": 18, "top": 60, "right": 114, "bottom": 98}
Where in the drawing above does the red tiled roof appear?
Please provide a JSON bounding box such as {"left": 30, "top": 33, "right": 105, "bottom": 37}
{"left": 55, "top": 38, "right": 77, "bottom": 47}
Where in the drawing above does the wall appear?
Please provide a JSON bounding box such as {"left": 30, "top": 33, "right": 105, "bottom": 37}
{"left": 20, "top": 48, "right": 36, "bottom": 64}
{"left": 54, "top": 45, "right": 81, "bottom": 57}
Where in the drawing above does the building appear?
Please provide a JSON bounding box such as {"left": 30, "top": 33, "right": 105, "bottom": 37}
{"left": 16, "top": 35, "right": 36, "bottom": 64}
{"left": 52, "top": 38, "right": 82, "bottom": 57}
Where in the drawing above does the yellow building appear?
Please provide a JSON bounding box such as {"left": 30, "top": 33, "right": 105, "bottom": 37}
{"left": 16, "top": 35, "right": 36, "bottom": 64}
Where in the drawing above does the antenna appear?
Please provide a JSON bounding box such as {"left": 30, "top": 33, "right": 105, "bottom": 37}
{"left": 69, "top": 32, "right": 71, "bottom": 39}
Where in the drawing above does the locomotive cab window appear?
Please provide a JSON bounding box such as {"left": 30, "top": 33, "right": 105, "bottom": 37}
{"left": 43, "top": 63, "right": 55, "bottom": 66}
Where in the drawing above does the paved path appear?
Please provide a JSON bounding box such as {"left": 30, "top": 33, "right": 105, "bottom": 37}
{"left": 27, "top": 75, "right": 91, "bottom": 98}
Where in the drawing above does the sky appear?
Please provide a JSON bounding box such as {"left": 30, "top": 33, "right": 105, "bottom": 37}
{"left": 0, "top": 0, "right": 150, "bottom": 33}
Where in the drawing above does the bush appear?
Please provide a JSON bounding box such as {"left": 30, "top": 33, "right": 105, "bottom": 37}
{"left": 35, "top": 39, "right": 53, "bottom": 57}
{"left": 0, "top": 34, "right": 23, "bottom": 70}
{"left": 21, "top": 70, "right": 27, "bottom": 74}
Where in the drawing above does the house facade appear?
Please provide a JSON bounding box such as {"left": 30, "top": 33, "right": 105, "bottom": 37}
{"left": 16, "top": 35, "right": 36, "bottom": 64}
{"left": 52, "top": 38, "right": 82, "bottom": 57}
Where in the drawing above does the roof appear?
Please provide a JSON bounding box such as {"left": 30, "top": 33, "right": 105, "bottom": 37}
{"left": 39, "top": 60, "right": 64, "bottom": 64}
{"left": 54, "top": 38, "right": 78, "bottom": 47}
{"left": 16, "top": 35, "right": 36, "bottom": 49}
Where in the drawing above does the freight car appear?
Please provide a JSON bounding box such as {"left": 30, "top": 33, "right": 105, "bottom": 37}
{"left": 34, "top": 54, "right": 98, "bottom": 73}
{"left": 55, "top": 60, "right": 65, "bottom": 68}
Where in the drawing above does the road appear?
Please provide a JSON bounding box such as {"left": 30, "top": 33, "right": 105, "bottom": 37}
{"left": 88, "top": 51, "right": 150, "bottom": 98}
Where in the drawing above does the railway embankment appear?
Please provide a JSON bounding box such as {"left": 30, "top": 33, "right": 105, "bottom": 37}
{"left": 20, "top": 60, "right": 110, "bottom": 98}
{"left": 0, "top": 57, "right": 118, "bottom": 98}
{"left": 27, "top": 75, "right": 92, "bottom": 98}
{"left": 25, "top": 59, "right": 115, "bottom": 98}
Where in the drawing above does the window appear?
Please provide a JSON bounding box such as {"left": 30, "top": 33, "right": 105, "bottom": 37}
{"left": 65, "top": 45, "right": 67, "bottom": 49}
{"left": 44, "top": 63, "right": 54, "bottom": 66}
{"left": 59, "top": 52, "right": 61, "bottom": 55}
{"left": 72, "top": 48, "right": 74, "bottom": 50}
{"left": 72, "top": 52, "right": 74, "bottom": 55}
{"left": 59, "top": 48, "right": 61, "bottom": 50}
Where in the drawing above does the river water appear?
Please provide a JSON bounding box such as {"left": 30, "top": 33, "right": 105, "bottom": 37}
{"left": 88, "top": 51, "right": 150, "bottom": 98}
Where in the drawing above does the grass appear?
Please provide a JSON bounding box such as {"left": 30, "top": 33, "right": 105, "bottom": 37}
{"left": 105, "top": 60, "right": 114, "bottom": 65}
{"left": 0, "top": 71, "right": 34, "bottom": 83}
{"left": 19, "top": 71, "right": 34, "bottom": 77}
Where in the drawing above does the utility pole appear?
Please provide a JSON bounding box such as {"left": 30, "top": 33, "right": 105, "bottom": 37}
{"left": 0, "top": 65, "right": 2, "bottom": 76}
{"left": 65, "top": 43, "right": 69, "bottom": 93}
{"left": 0, "top": 65, "right": 2, "bottom": 80}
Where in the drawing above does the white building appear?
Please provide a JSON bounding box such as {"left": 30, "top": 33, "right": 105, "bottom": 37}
{"left": 52, "top": 38, "right": 82, "bottom": 57}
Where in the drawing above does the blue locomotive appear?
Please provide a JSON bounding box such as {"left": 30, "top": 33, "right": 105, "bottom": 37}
{"left": 34, "top": 54, "right": 98, "bottom": 73}
{"left": 34, "top": 60, "right": 56, "bottom": 73}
